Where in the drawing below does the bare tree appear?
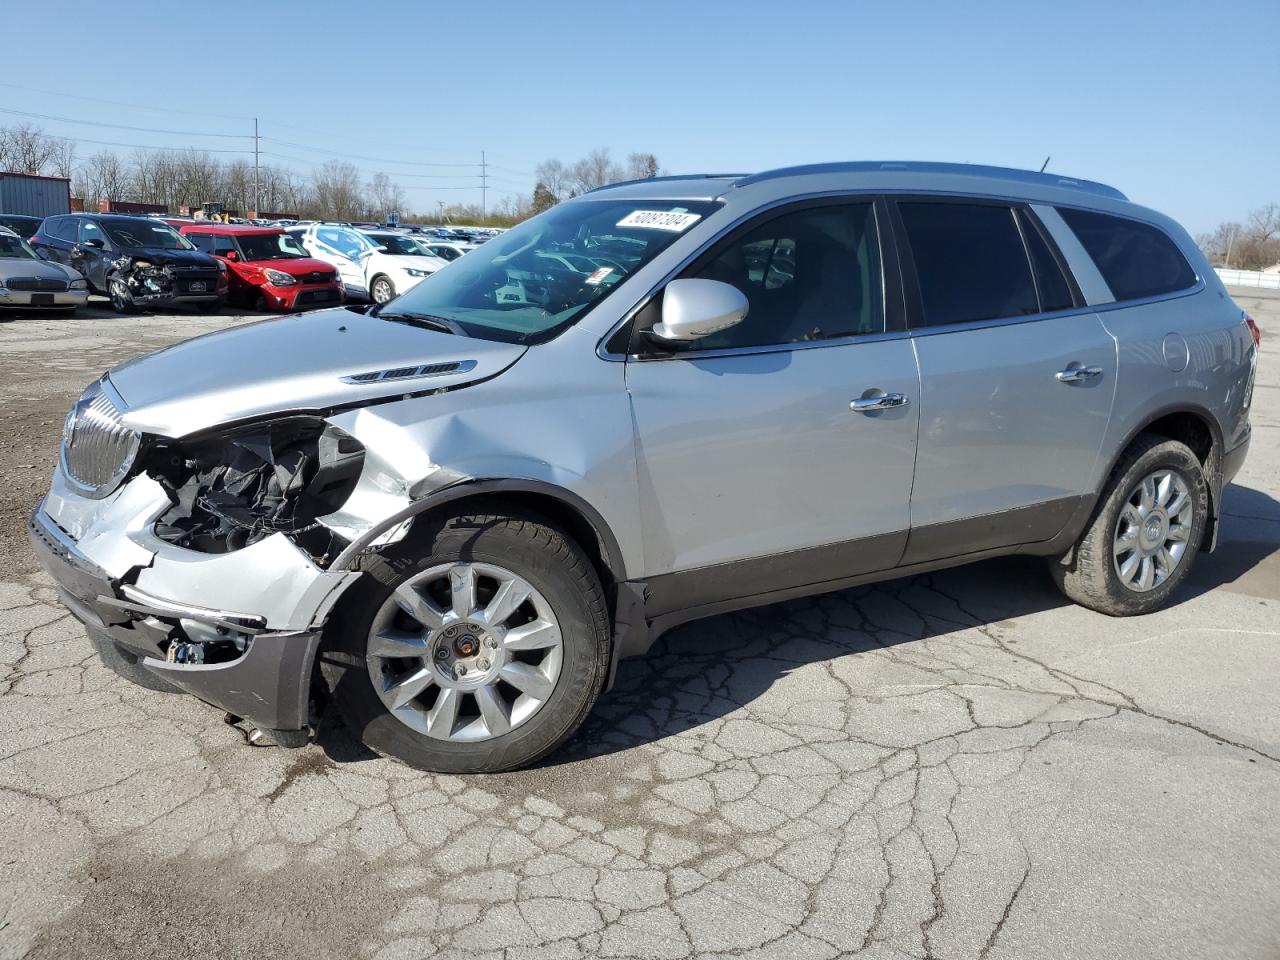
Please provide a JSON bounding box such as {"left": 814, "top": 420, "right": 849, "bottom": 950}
{"left": 3, "top": 123, "right": 58, "bottom": 175}
{"left": 310, "top": 160, "right": 365, "bottom": 220}
{"left": 624, "top": 152, "right": 660, "bottom": 180}
{"left": 48, "top": 138, "right": 76, "bottom": 179}
{"left": 570, "top": 148, "right": 622, "bottom": 194}
{"left": 368, "top": 172, "right": 407, "bottom": 220}
{"left": 76, "top": 150, "right": 128, "bottom": 205}
{"left": 534, "top": 158, "right": 572, "bottom": 200}
{"left": 1199, "top": 202, "right": 1280, "bottom": 270}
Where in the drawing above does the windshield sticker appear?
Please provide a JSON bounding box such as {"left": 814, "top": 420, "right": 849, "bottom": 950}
{"left": 616, "top": 210, "right": 702, "bottom": 232}
{"left": 585, "top": 266, "right": 614, "bottom": 285}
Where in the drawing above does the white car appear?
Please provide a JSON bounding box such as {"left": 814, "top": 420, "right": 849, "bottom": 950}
{"left": 412, "top": 239, "right": 475, "bottom": 262}
{"left": 285, "top": 225, "right": 445, "bottom": 303}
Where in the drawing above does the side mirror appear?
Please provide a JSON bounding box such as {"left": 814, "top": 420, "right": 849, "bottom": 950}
{"left": 223, "top": 250, "right": 239, "bottom": 262}
{"left": 651, "top": 278, "right": 749, "bottom": 342}
{"left": 82, "top": 237, "right": 105, "bottom": 249}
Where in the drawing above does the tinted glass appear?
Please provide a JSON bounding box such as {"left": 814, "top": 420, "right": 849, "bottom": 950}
{"left": 899, "top": 202, "right": 1038, "bottom": 326}
{"left": 48, "top": 217, "right": 76, "bottom": 241}
{"left": 79, "top": 219, "right": 107, "bottom": 245}
{"left": 1057, "top": 207, "right": 1196, "bottom": 301}
{"left": 237, "top": 233, "right": 308, "bottom": 260}
{"left": 687, "top": 203, "right": 883, "bottom": 349}
{"left": 317, "top": 227, "right": 370, "bottom": 258}
{"left": 1018, "top": 210, "right": 1075, "bottom": 311}
{"left": 383, "top": 199, "right": 720, "bottom": 344}
{"left": 102, "top": 219, "right": 193, "bottom": 250}
{"left": 367, "top": 233, "right": 428, "bottom": 256}
{"left": 187, "top": 233, "right": 216, "bottom": 253}
{"left": 0, "top": 233, "right": 39, "bottom": 259}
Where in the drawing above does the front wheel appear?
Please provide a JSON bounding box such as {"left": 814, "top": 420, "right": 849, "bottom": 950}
{"left": 370, "top": 275, "right": 395, "bottom": 304}
{"left": 108, "top": 277, "right": 139, "bottom": 314}
{"left": 320, "top": 508, "right": 611, "bottom": 773}
{"left": 1050, "top": 434, "right": 1208, "bottom": 616}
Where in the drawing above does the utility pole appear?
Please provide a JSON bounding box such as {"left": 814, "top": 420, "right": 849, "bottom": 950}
{"left": 252, "top": 117, "right": 261, "bottom": 218}
{"left": 1225, "top": 225, "right": 1237, "bottom": 269}
{"left": 437, "top": 200, "right": 445, "bottom": 224}
{"left": 481, "top": 150, "right": 487, "bottom": 221}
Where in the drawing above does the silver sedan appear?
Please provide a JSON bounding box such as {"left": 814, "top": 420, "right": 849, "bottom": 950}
{"left": 0, "top": 226, "right": 90, "bottom": 313}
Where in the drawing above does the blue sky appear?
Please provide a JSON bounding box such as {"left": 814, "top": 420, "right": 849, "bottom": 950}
{"left": 2, "top": 0, "right": 1275, "bottom": 232}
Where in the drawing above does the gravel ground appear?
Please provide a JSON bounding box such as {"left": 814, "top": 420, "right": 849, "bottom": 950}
{"left": 0, "top": 292, "right": 1277, "bottom": 960}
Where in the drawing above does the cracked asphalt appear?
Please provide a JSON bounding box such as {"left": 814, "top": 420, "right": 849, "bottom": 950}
{"left": 1, "top": 293, "right": 1278, "bottom": 960}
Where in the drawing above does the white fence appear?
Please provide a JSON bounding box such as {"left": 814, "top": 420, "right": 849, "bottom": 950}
{"left": 1216, "top": 267, "right": 1280, "bottom": 290}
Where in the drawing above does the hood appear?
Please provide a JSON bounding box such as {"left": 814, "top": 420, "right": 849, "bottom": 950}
{"left": 128, "top": 247, "right": 220, "bottom": 269}
{"left": 240, "top": 256, "right": 335, "bottom": 277}
{"left": 107, "top": 307, "right": 527, "bottom": 437}
{"left": 0, "top": 256, "right": 81, "bottom": 282}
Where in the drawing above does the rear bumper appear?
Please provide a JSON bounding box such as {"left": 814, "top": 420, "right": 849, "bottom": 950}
{"left": 28, "top": 495, "right": 340, "bottom": 733}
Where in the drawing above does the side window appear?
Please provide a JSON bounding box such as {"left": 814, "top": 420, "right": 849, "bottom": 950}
{"left": 685, "top": 203, "right": 884, "bottom": 350}
{"left": 1056, "top": 207, "right": 1197, "bottom": 301}
{"left": 1017, "top": 210, "right": 1075, "bottom": 312}
{"left": 898, "top": 201, "right": 1038, "bottom": 326}
{"left": 78, "top": 220, "right": 106, "bottom": 245}
{"left": 187, "top": 233, "right": 216, "bottom": 253}
{"left": 213, "top": 235, "right": 238, "bottom": 256}
{"left": 50, "top": 217, "right": 78, "bottom": 241}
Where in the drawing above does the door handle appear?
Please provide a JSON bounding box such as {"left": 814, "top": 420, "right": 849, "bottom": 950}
{"left": 850, "top": 392, "right": 910, "bottom": 413}
{"left": 1055, "top": 365, "right": 1104, "bottom": 384}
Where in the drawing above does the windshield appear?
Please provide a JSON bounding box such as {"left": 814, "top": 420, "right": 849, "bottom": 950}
{"left": 237, "top": 232, "right": 308, "bottom": 260}
{"left": 379, "top": 199, "right": 721, "bottom": 344}
{"left": 0, "top": 233, "right": 39, "bottom": 260}
{"left": 369, "top": 233, "right": 430, "bottom": 256}
{"left": 104, "top": 220, "right": 195, "bottom": 250}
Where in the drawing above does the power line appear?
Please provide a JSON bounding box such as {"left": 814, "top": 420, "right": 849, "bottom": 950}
{"left": 0, "top": 80, "right": 251, "bottom": 121}
{"left": 40, "top": 130, "right": 255, "bottom": 154}
{"left": 263, "top": 137, "right": 481, "bottom": 169}
{"left": 0, "top": 106, "right": 250, "bottom": 139}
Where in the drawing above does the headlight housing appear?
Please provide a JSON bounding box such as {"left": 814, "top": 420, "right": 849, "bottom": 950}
{"left": 404, "top": 267, "right": 434, "bottom": 279}
{"left": 151, "top": 417, "right": 365, "bottom": 554}
{"left": 262, "top": 268, "right": 297, "bottom": 286}
{"left": 69, "top": 278, "right": 88, "bottom": 290}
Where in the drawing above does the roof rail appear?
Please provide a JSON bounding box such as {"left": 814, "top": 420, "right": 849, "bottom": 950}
{"left": 584, "top": 173, "right": 749, "bottom": 195}
{"left": 733, "top": 161, "right": 1128, "bottom": 201}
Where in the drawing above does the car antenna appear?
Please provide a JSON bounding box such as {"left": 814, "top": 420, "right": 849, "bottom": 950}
{"left": 1038, "top": 155, "right": 1051, "bottom": 173}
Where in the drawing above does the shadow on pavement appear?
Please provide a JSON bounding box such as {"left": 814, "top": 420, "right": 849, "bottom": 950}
{"left": 312, "top": 483, "right": 1280, "bottom": 770}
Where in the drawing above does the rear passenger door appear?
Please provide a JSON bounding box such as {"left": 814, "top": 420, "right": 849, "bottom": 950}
{"left": 892, "top": 198, "right": 1117, "bottom": 563}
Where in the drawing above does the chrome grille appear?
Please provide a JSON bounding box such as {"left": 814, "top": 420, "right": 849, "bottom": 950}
{"left": 8, "top": 277, "right": 69, "bottom": 292}
{"left": 60, "top": 381, "right": 141, "bottom": 499}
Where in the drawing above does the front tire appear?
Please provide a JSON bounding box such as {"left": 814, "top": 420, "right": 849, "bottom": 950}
{"left": 108, "top": 277, "right": 139, "bottom": 314}
{"left": 1050, "top": 434, "right": 1208, "bottom": 616}
{"left": 320, "top": 508, "right": 611, "bottom": 773}
{"left": 370, "top": 275, "right": 395, "bottom": 304}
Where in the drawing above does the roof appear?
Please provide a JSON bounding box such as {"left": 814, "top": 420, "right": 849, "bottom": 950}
{"left": 585, "top": 160, "right": 1128, "bottom": 205}
{"left": 174, "top": 222, "right": 283, "bottom": 236}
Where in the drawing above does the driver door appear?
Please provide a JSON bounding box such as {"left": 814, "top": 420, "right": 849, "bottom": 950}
{"left": 625, "top": 199, "right": 921, "bottom": 615}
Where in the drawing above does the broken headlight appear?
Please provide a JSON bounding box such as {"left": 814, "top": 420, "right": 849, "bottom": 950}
{"left": 151, "top": 417, "right": 365, "bottom": 557}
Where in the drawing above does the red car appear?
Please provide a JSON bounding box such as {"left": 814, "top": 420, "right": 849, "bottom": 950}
{"left": 176, "top": 223, "right": 343, "bottom": 311}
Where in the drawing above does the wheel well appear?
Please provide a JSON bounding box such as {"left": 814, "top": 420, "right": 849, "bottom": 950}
{"left": 406, "top": 490, "right": 619, "bottom": 595}
{"left": 1139, "top": 411, "right": 1216, "bottom": 465}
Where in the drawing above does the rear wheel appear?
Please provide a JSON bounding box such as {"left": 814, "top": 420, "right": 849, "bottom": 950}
{"left": 370, "top": 275, "right": 395, "bottom": 304}
{"left": 1050, "top": 434, "right": 1208, "bottom": 616}
{"left": 320, "top": 508, "right": 611, "bottom": 773}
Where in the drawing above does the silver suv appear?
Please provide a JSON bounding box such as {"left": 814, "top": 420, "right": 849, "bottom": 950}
{"left": 30, "top": 162, "right": 1257, "bottom": 773}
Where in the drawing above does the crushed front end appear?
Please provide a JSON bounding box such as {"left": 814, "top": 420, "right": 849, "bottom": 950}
{"left": 111, "top": 255, "right": 225, "bottom": 307}
{"left": 29, "top": 380, "right": 364, "bottom": 741}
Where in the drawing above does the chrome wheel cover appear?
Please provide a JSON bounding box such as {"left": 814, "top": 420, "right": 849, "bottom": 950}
{"left": 366, "top": 562, "right": 563, "bottom": 742}
{"left": 372, "top": 278, "right": 393, "bottom": 303}
{"left": 1113, "top": 469, "right": 1194, "bottom": 593}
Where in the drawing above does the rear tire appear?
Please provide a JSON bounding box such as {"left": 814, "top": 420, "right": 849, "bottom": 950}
{"left": 1049, "top": 434, "right": 1208, "bottom": 616}
{"left": 320, "top": 508, "right": 611, "bottom": 773}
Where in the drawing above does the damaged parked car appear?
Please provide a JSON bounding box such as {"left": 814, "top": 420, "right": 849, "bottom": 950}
{"left": 31, "top": 162, "right": 1257, "bottom": 773}
{"left": 32, "top": 214, "right": 227, "bottom": 313}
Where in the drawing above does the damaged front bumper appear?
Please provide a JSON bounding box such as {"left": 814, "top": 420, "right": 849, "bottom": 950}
{"left": 29, "top": 468, "right": 360, "bottom": 735}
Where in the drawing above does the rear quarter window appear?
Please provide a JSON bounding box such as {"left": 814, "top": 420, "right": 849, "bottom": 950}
{"left": 1057, "top": 207, "right": 1197, "bottom": 301}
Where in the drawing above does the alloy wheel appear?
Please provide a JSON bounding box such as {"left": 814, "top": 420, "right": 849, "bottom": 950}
{"left": 365, "top": 562, "right": 563, "bottom": 741}
{"left": 1113, "top": 469, "right": 1194, "bottom": 592}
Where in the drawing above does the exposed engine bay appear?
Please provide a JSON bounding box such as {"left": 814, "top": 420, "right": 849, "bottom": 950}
{"left": 111, "top": 257, "right": 220, "bottom": 304}
{"left": 148, "top": 417, "right": 365, "bottom": 563}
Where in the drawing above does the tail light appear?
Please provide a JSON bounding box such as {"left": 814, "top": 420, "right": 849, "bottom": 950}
{"left": 1244, "top": 313, "right": 1262, "bottom": 349}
